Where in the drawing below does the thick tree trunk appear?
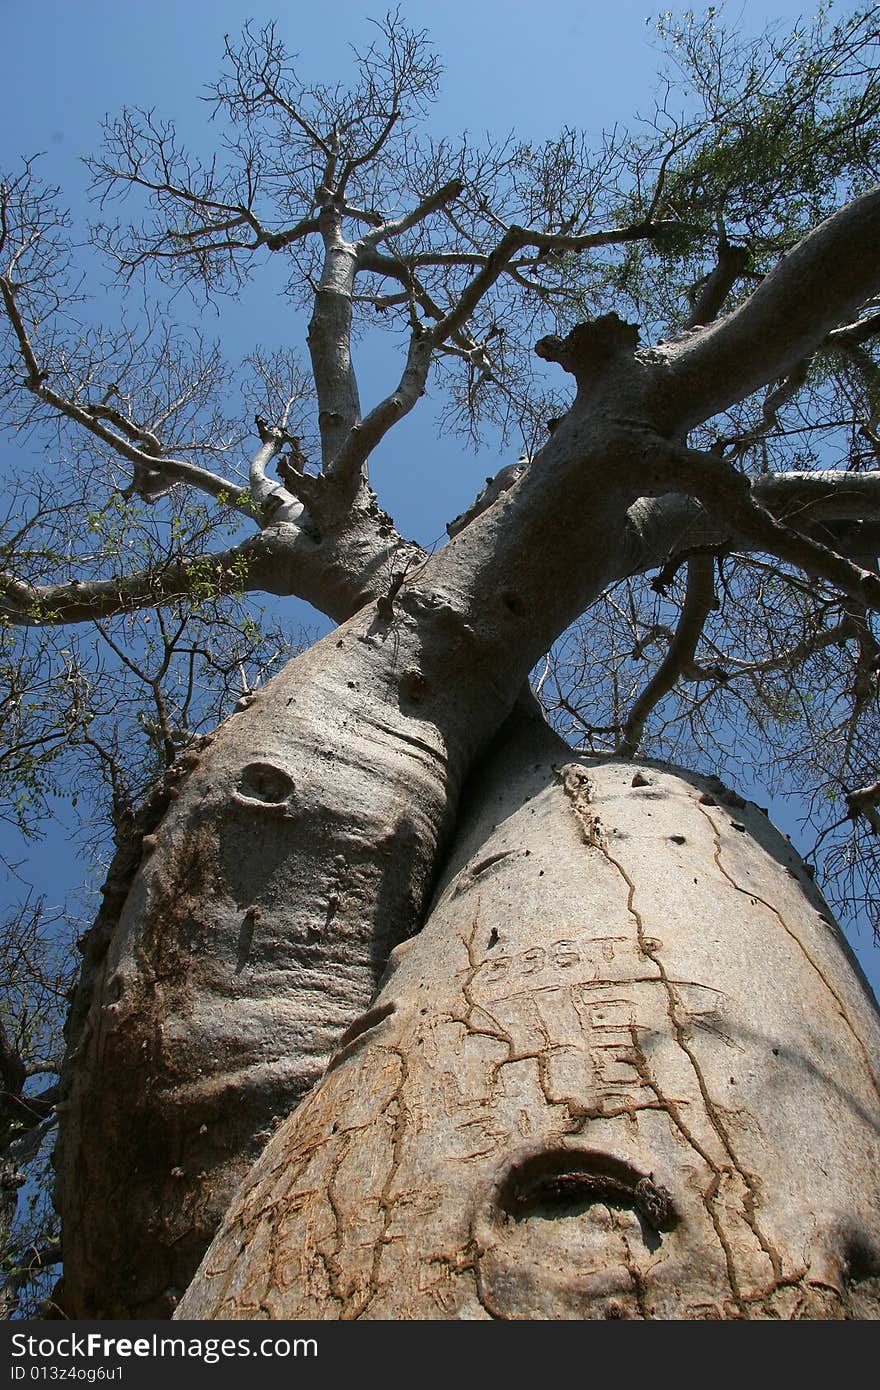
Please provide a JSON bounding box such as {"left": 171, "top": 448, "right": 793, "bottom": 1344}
{"left": 55, "top": 599, "right": 515, "bottom": 1318}
{"left": 177, "top": 704, "right": 880, "bottom": 1320}
{"left": 55, "top": 443, "right": 640, "bottom": 1319}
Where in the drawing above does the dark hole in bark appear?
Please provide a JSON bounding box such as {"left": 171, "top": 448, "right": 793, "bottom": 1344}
{"left": 498, "top": 1148, "right": 676, "bottom": 1241}
{"left": 237, "top": 762, "right": 295, "bottom": 804}
{"left": 847, "top": 1236, "right": 880, "bottom": 1283}
{"left": 400, "top": 668, "right": 429, "bottom": 703}
{"left": 502, "top": 591, "right": 526, "bottom": 617}
{"left": 105, "top": 975, "right": 124, "bottom": 1004}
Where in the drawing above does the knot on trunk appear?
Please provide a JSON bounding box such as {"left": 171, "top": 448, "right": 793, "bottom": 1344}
{"left": 534, "top": 313, "right": 641, "bottom": 388}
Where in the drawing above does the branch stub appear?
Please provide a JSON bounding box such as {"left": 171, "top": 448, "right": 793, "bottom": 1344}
{"left": 534, "top": 313, "right": 641, "bottom": 387}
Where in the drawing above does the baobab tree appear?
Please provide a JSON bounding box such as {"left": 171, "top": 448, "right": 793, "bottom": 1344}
{"left": 1, "top": 8, "right": 880, "bottom": 1319}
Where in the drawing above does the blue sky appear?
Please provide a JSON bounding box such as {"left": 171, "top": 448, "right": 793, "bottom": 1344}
{"left": 1, "top": 0, "right": 878, "bottom": 1004}
{"left": 0, "top": 0, "right": 825, "bottom": 541}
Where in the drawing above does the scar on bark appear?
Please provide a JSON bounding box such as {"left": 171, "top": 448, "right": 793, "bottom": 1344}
{"left": 325, "top": 1001, "right": 397, "bottom": 1073}
{"left": 493, "top": 1147, "right": 677, "bottom": 1234}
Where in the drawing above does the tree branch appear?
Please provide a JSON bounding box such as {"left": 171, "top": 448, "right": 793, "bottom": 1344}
{"left": 337, "top": 111, "right": 400, "bottom": 193}
{"left": 248, "top": 421, "right": 304, "bottom": 524}
{"left": 684, "top": 239, "right": 751, "bottom": 329}
{"left": 621, "top": 474, "right": 880, "bottom": 596}
{"left": 721, "top": 617, "right": 857, "bottom": 680}
{"left": 307, "top": 225, "right": 361, "bottom": 469}
{"left": 617, "top": 553, "right": 717, "bottom": 755}
{"left": 846, "top": 778, "right": 880, "bottom": 835}
{"left": 638, "top": 437, "right": 880, "bottom": 612}
{"left": 0, "top": 551, "right": 258, "bottom": 626}
{"left": 516, "top": 217, "right": 696, "bottom": 257}
{"left": 659, "top": 185, "right": 880, "bottom": 431}
{"left": 0, "top": 503, "right": 425, "bottom": 628}
{"left": 752, "top": 470, "right": 880, "bottom": 523}
{"left": 361, "top": 177, "right": 463, "bottom": 246}
{"left": 327, "top": 326, "right": 433, "bottom": 485}
{"left": 1, "top": 274, "right": 253, "bottom": 515}
{"left": 827, "top": 308, "right": 880, "bottom": 349}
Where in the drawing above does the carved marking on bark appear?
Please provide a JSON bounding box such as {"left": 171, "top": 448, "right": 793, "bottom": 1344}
{"left": 553, "top": 763, "right": 789, "bottom": 1311}
{"left": 619, "top": 1221, "right": 650, "bottom": 1318}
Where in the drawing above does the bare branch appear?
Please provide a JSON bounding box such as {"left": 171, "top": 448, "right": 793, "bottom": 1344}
{"left": 684, "top": 239, "right": 751, "bottom": 329}
{"left": 337, "top": 109, "right": 400, "bottom": 192}
{"left": 660, "top": 185, "right": 880, "bottom": 432}
{"left": 827, "top": 309, "right": 880, "bottom": 348}
{"left": 640, "top": 436, "right": 880, "bottom": 612}
{"left": 617, "top": 553, "right": 717, "bottom": 755}
{"left": 621, "top": 472, "right": 880, "bottom": 598}
{"left": 1, "top": 273, "right": 252, "bottom": 514}
{"left": 515, "top": 216, "right": 696, "bottom": 258}
{"left": 248, "top": 419, "right": 304, "bottom": 523}
{"left": 361, "top": 177, "right": 463, "bottom": 246}
{"left": 722, "top": 618, "right": 857, "bottom": 679}
{"left": 752, "top": 470, "right": 880, "bottom": 523}
{"left": 328, "top": 326, "right": 433, "bottom": 485}
{"left": 0, "top": 550, "right": 257, "bottom": 626}
{"left": 358, "top": 213, "right": 693, "bottom": 338}
{"left": 846, "top": 778, "right": 880, "bottom": 834}
{"left": 0, "top": 273, "right": 42, "bottom": 386}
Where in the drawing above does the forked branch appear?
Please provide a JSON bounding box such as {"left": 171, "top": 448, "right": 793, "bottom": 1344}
{"left": 643, "top": 438, "right": 880, "bottom": 613}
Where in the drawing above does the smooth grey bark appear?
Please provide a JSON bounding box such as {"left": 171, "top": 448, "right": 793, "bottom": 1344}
{"left": 177, "top": 705, "right": 880, "bottom": 1320}
{"left": 308, "top": 213, "right": 362, "bottom": 469}
{"left": 56, "top": 604, "right": 479, "bottom": 1315}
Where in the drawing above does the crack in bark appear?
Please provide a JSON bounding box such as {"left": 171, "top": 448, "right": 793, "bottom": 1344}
{"left": 451, "top": 917, "right": 522, "bottom": 1061}
{"left": 607, "top": 821, "right": 822, "bottom": 1312}
{"left": 618, "top": 1219, "right": 650, "bottom": 1318}
{"left": 196, "top": 1109, "right": 376, "bottom": 1316}
{"left": 697, "top": 802, "right": 880, "bottom": 1107}
{"left": 553, "top": 760, "right": 771, "bottom": 1310}
{"left": 319, "top": 1134, "right": 352, "bottom": 1310}
{"left": 553, "top": 757, "right": 793, "bottom": 1309}
{"left": 348, "top": 1045, "right": 410, "bottom": 1319}
{"left": 587, "top": 809, "right": 781, "bottom": 1309}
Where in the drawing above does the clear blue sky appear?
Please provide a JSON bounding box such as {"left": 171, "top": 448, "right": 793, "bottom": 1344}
{"left": 1, "top": 0, "right": 878, "bottom": 1004}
